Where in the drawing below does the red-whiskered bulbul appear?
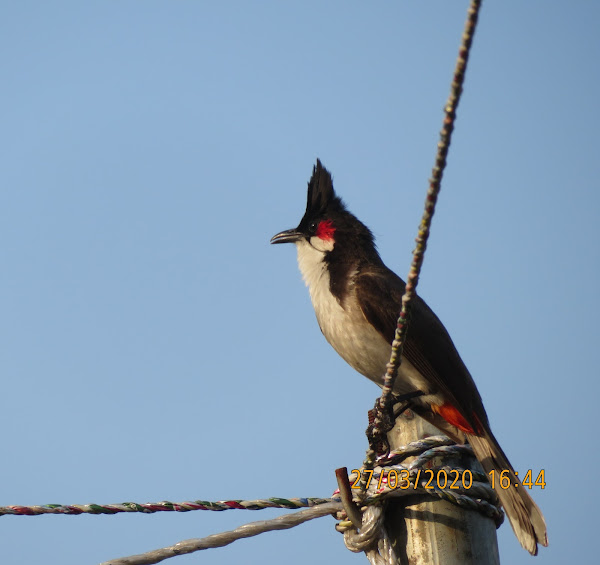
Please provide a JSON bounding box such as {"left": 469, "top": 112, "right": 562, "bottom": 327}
{"left": 271, "top": 160, "right": 547, "bottom": 555}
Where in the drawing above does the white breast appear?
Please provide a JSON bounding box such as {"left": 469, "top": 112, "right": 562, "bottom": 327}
{"left": 295, "top": 239, "right": 431, "bottom": 396}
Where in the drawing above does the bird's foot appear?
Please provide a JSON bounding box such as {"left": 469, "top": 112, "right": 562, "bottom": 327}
{"left": 393, "top": 390, "right": 425, "bottom": 418}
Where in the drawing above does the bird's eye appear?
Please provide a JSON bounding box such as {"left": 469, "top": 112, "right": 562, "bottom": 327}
{"left": 309, "top": 221, "right": 318, "bottom": 233}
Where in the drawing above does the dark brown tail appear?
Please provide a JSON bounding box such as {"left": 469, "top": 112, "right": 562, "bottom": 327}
{"left": 467, "top": 429, "right": 548, "bottom": 555}
{"left": 416, "top": 409, "right": 548, "bottom": 554}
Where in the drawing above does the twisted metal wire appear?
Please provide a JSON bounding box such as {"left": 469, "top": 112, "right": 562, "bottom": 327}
{"left": 101, "top": 502, "right": 343, "bottom": 565}
{"left": 363, "top": 0, "right": 484, "bottom": 482}
{"left": 0, "top": 497, "right": 331, "bottom": 517}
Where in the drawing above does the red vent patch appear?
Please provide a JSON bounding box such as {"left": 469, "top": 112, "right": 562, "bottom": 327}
{"left": 432, "top": 402, "right": 482, "bottom": 435}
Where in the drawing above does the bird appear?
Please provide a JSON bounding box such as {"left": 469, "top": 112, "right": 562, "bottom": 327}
{"left": 270, "top": 159, "right": 548, "bottom": 555}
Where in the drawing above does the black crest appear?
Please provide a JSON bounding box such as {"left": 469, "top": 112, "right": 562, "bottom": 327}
{"left": 303, "top": 159, "right": 344, "bottom": 220}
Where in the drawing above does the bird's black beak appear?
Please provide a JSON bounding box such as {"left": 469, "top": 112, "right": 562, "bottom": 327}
{"left": 270, "top": 228, "right": 303, "bottom": 244}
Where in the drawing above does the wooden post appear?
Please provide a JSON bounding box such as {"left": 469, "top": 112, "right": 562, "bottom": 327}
{"left": 385, "top": 410, "right": 500, "bottom": 565}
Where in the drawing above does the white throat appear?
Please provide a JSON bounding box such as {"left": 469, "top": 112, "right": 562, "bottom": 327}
{"left": 295, "top": 237, "right": 333, "bottom": 306}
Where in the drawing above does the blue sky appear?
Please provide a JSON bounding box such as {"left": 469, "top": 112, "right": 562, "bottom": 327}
{"left": 1, "top": 2, "right": 598, "bottom": 564}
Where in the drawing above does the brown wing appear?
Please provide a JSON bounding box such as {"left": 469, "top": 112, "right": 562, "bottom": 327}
{"left": 354, "top": 266, "right": 489, "bottom": 432}
{"left": 356, "top": 267, "right": 547, "bottom": 554}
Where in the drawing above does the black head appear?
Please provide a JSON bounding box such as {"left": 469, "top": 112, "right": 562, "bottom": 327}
{"left": 270, "top": 159, "right": 375, "bottom": 250}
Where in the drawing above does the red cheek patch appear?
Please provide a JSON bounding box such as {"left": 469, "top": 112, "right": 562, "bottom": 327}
{"left": 316, "top": 219, "right": 336, "bottom": 241}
